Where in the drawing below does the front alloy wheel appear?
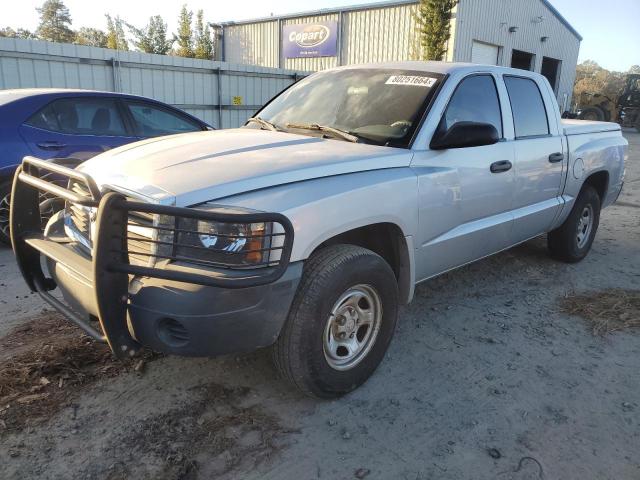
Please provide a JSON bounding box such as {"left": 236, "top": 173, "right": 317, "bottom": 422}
{"left": 0, "top": 182, "right": 11, "bottom": 245}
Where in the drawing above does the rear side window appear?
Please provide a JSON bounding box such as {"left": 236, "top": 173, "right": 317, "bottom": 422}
{"left": 441, "top": 75, "right": 503, "bottom": 138}
{"left": 504, "top": 76, "right": 550, "bottom": 138}
{"left": 125, "top": 101, "right": 201, "bottom": 137}
{"left": 26, "top": 98, "right": 127, "bottom": 136}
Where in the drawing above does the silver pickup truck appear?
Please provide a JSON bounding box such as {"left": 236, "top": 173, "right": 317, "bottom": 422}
{"left": 10, "top": 62, "right": 627, "bottom": 398}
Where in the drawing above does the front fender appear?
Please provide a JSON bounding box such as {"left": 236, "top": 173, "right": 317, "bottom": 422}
{"left": 213, "top": 168, "right": 419, "bottom": 295}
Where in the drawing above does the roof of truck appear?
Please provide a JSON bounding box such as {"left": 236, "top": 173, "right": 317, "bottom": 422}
{"left": 328, "top": 61, "right": 547, "bottom": 79}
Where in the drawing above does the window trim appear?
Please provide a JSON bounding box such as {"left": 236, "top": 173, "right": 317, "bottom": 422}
{"left": 24, "top": 96, "right": 131, "bottom": 137}
{"left": 122, "top": 99, "right": 204, "bottom": 137}
{"left": 434, "top": 73, "right": 505, "bottom": 143}
{"left": 503, "top": 74, "right": 551, "bottom": 140}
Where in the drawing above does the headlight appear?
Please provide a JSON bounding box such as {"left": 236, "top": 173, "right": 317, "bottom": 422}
{"left": 175, "top": 207, "right": 273, "bottom": 268}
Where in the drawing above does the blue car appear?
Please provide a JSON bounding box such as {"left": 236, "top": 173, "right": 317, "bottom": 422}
{"left": 0, "top": 88, "right": 212, "bottom": 244}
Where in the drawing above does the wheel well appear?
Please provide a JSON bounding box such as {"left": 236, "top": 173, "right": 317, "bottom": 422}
{"left": 583, "top": 171, "right": 609, "bottom": 201}
{"left": 312, "top": 223, "right": 411, "bottom": 304}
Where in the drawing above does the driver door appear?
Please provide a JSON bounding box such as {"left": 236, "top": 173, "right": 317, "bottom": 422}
{"left": 412, "top": 74, "right": 516, "bottom": 281}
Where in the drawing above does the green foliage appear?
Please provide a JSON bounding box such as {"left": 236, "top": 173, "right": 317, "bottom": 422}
{"left": 573, "top": 60, "right": 628, "bottom": 106}
{"left": 127, "top": 16, "right": 172, "bottom": 54}
{"left": 106, "top": 14, "right": 128, "bottom": 51}
{"left": 36, "top": 0, "right": 74, "bottom": 43}
{"left": 74, "top": 27, "right": 107, "bottom": 47}
{"left": 193, "top": 10, "right": 213, "bottom": 60}
{"left": 0, "top": 27, "right": 37, "bottom": 39}
{"left": 174, "top": 5, "right": 194, "bottom": 58}
{"left": 413, "top": 0, "right": 457, "bottom": 61}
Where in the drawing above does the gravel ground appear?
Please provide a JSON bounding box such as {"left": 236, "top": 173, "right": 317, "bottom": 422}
{"left": 0, "top": 131, "right": 639, "bottom": 480}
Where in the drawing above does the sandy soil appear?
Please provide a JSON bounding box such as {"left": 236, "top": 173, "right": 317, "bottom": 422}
{"left": 0, "top": 131, "right": 639, "bottom": 480}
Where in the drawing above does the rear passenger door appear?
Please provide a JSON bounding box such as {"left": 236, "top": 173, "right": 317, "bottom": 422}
{"left": 504, "top": 76, "right": 565, "bottom": 243}
{"left": 20, "top": 97, "right": 138, "bottom": 161}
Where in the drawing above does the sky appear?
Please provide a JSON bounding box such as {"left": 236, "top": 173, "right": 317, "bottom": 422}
{"left": 2, "top": 0, "right": 639, "bottom": 72}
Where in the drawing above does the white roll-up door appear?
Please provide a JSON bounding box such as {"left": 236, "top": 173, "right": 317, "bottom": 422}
{"left": 471, "top": 41, "right": 500, "bottom": 65}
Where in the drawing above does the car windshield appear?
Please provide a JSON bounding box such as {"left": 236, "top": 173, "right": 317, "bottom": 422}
{"left": 254, "top": 69, "right": 443, "bottom": 147}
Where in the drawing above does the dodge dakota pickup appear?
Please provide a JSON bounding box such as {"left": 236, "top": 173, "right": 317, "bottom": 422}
{"left": 10, "top": 62, "right": 627, "bottom": 398}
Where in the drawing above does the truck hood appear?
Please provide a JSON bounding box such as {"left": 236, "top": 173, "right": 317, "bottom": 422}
{"left": 79, "top": 128, "right": 412, "bottom": 207}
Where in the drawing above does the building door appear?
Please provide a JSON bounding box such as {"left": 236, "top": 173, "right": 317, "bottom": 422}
{"left": 541, "top": 57, "right": 561, "bottom": 92}
{"left": 471, "top": 41, "right": 500, "bottom": 65}
{"left": 511, "top": 50, "right": 534, "bottom": 71}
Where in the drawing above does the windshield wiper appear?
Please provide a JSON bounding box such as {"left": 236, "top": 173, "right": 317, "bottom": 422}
{"left": 246, "top": 117, "right": 281, "bottom": 131}
{"left": 286, "top": 122, "right": 359, "bottom": 143}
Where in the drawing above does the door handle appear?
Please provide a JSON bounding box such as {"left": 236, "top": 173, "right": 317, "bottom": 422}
{"left": 37, "top": 141, "right": 66, "bottom": 150}
{"left": 548, "top": 152, "right": 564, "bottom": 163}
{"left": 490, "top": 160, "right": 512, "bottom": 173}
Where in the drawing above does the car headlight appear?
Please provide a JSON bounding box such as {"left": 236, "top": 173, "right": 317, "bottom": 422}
{"left": 175, "top": 208, "right": 273, "bottom": 268}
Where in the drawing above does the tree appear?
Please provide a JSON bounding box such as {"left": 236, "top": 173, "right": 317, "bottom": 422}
{"left": 572, "top": 60, "right": 626, "bottom": 107}
{"left": 193, "top": 10, "right": 213, "bottom": 59}
{"left": 174, "top": 5, "right": 194, "bottom": 58}
{"left": 0, "top": 27, "right": 37, "bottom": 39}
{"left": 413, "top": 0, "right": 457, "bottom": 61}
{"left": 106, "top": 15, "right": 128, "bottom": 51}
{"left": 36, "top": 0, "right": 74, "bottom": 43}
{"left": 75, "top": 27, "right": 108, "bottom": 47}
{"left": 127, "top": 16, "right": 172, "bottom": 54}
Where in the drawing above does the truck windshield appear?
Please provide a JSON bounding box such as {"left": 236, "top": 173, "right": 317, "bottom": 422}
{"left": 254, "top": 69, "right": 443, "bottom": 147}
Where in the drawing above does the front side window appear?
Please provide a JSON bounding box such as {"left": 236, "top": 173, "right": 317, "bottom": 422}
{"left": 126, "top": 102, "right": 202, "bottom": 137}
{"left": 255, "top": 69, "right": 443, "bottom": 147}
{"left": 26, "top": 98, "right": 127, "bottom": 136}
{"left": 504, "top": 76, "right": 550, "bottom": 138}
{"left": 441, "top": 75, "right": 503, "bottom": 137}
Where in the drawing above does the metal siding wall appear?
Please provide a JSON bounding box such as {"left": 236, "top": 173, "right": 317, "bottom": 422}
{"left": 224, "top": 4, "right": 421, "bottom": 69}
{"left": 453, "top": 0, "right": 580, "bottom": 106}
{"left": 343, "top": 4, "right": 418, "bottom": 64}
{"left": 0, "top": 37, "right": 305, "bottom": 129}
{"left": 224, "top": 21, "right": 279, "bottom": 68}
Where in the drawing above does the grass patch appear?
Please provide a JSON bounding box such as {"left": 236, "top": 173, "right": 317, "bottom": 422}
{"left": 559, "top": 289, "right": 640, "bottom": 335}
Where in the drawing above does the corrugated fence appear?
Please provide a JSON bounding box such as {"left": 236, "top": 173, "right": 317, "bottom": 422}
{"left": 0, "top": 37, "right": 308, "bottom": 128}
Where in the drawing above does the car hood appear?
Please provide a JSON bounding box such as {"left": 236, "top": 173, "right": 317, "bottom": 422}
{"left": 78, "top": 128, "right": 413, "bottom": 207}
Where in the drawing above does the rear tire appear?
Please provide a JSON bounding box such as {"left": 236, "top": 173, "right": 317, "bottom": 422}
{"left": 578, "top": 107, "right": 605, "bottom": 122}
{"left": 0, "top": 181, "right": 11, "bottom": 246}
{"left": 273, "top": 245, "right": 399, "bottom": 398}
{"left": 548, "top": 185, "right": 601, "bottom": 263}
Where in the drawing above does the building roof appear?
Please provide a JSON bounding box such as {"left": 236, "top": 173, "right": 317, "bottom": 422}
{"left": 217, "top": 0, "right": 582, "bottom": 41}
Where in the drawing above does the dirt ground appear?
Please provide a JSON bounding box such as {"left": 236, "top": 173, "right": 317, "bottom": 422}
{"left": 1, "top": 131, "right": 639, "bottom": 480}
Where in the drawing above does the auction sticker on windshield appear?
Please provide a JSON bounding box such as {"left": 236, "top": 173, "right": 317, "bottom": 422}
{"left": 385, "top": 75, "right": 437, "bottom": 87}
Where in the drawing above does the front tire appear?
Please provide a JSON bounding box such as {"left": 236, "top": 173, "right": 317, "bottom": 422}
{"left": 273, "top": 245, "right": 399, "bottom": 398}
{"left": 548, "top": 185, "right": 601, "bottom": 263}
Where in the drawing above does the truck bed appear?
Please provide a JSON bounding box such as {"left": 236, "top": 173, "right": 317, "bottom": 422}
{"left": 562, "top": 119, "right": 621, "bottom": 136}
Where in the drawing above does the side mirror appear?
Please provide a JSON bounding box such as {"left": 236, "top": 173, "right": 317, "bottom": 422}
{"left": 430, "top": 121, "right": 499, "bottom": 150}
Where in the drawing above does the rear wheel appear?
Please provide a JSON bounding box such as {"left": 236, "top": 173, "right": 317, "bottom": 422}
{"left": 0, "top": 181, "right": 11, "bottom": 246}
{"left": 273, "top": 245, "right": 399, "bottom": 398}
{"left": 548, "top": 185, "right": 601, "bottom": 263}
{"left": 578, "top": 107, "right": 605, "bottom": 121}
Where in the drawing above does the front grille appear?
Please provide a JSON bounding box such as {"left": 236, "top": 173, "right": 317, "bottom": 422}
{"left": 68, "top": 181, "right": 92, "bottom": 240}
{"left": 126, "top": 209, "right": 156, "bottom": 266}
{"left": 66, "top": 183, "right": 158, "bottom": 265}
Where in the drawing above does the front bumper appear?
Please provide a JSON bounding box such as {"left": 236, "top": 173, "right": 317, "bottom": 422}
{"left": 10, "top": 156, "right": 296, "bottom": 358}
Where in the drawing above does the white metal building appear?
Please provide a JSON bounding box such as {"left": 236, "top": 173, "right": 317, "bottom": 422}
{"left": 217, "top": 0, "right": 582, "bottom": 109}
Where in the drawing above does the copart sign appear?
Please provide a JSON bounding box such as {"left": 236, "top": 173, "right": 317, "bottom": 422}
{"left": 282, "top": 22, "right": 338, "bottom": 58}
